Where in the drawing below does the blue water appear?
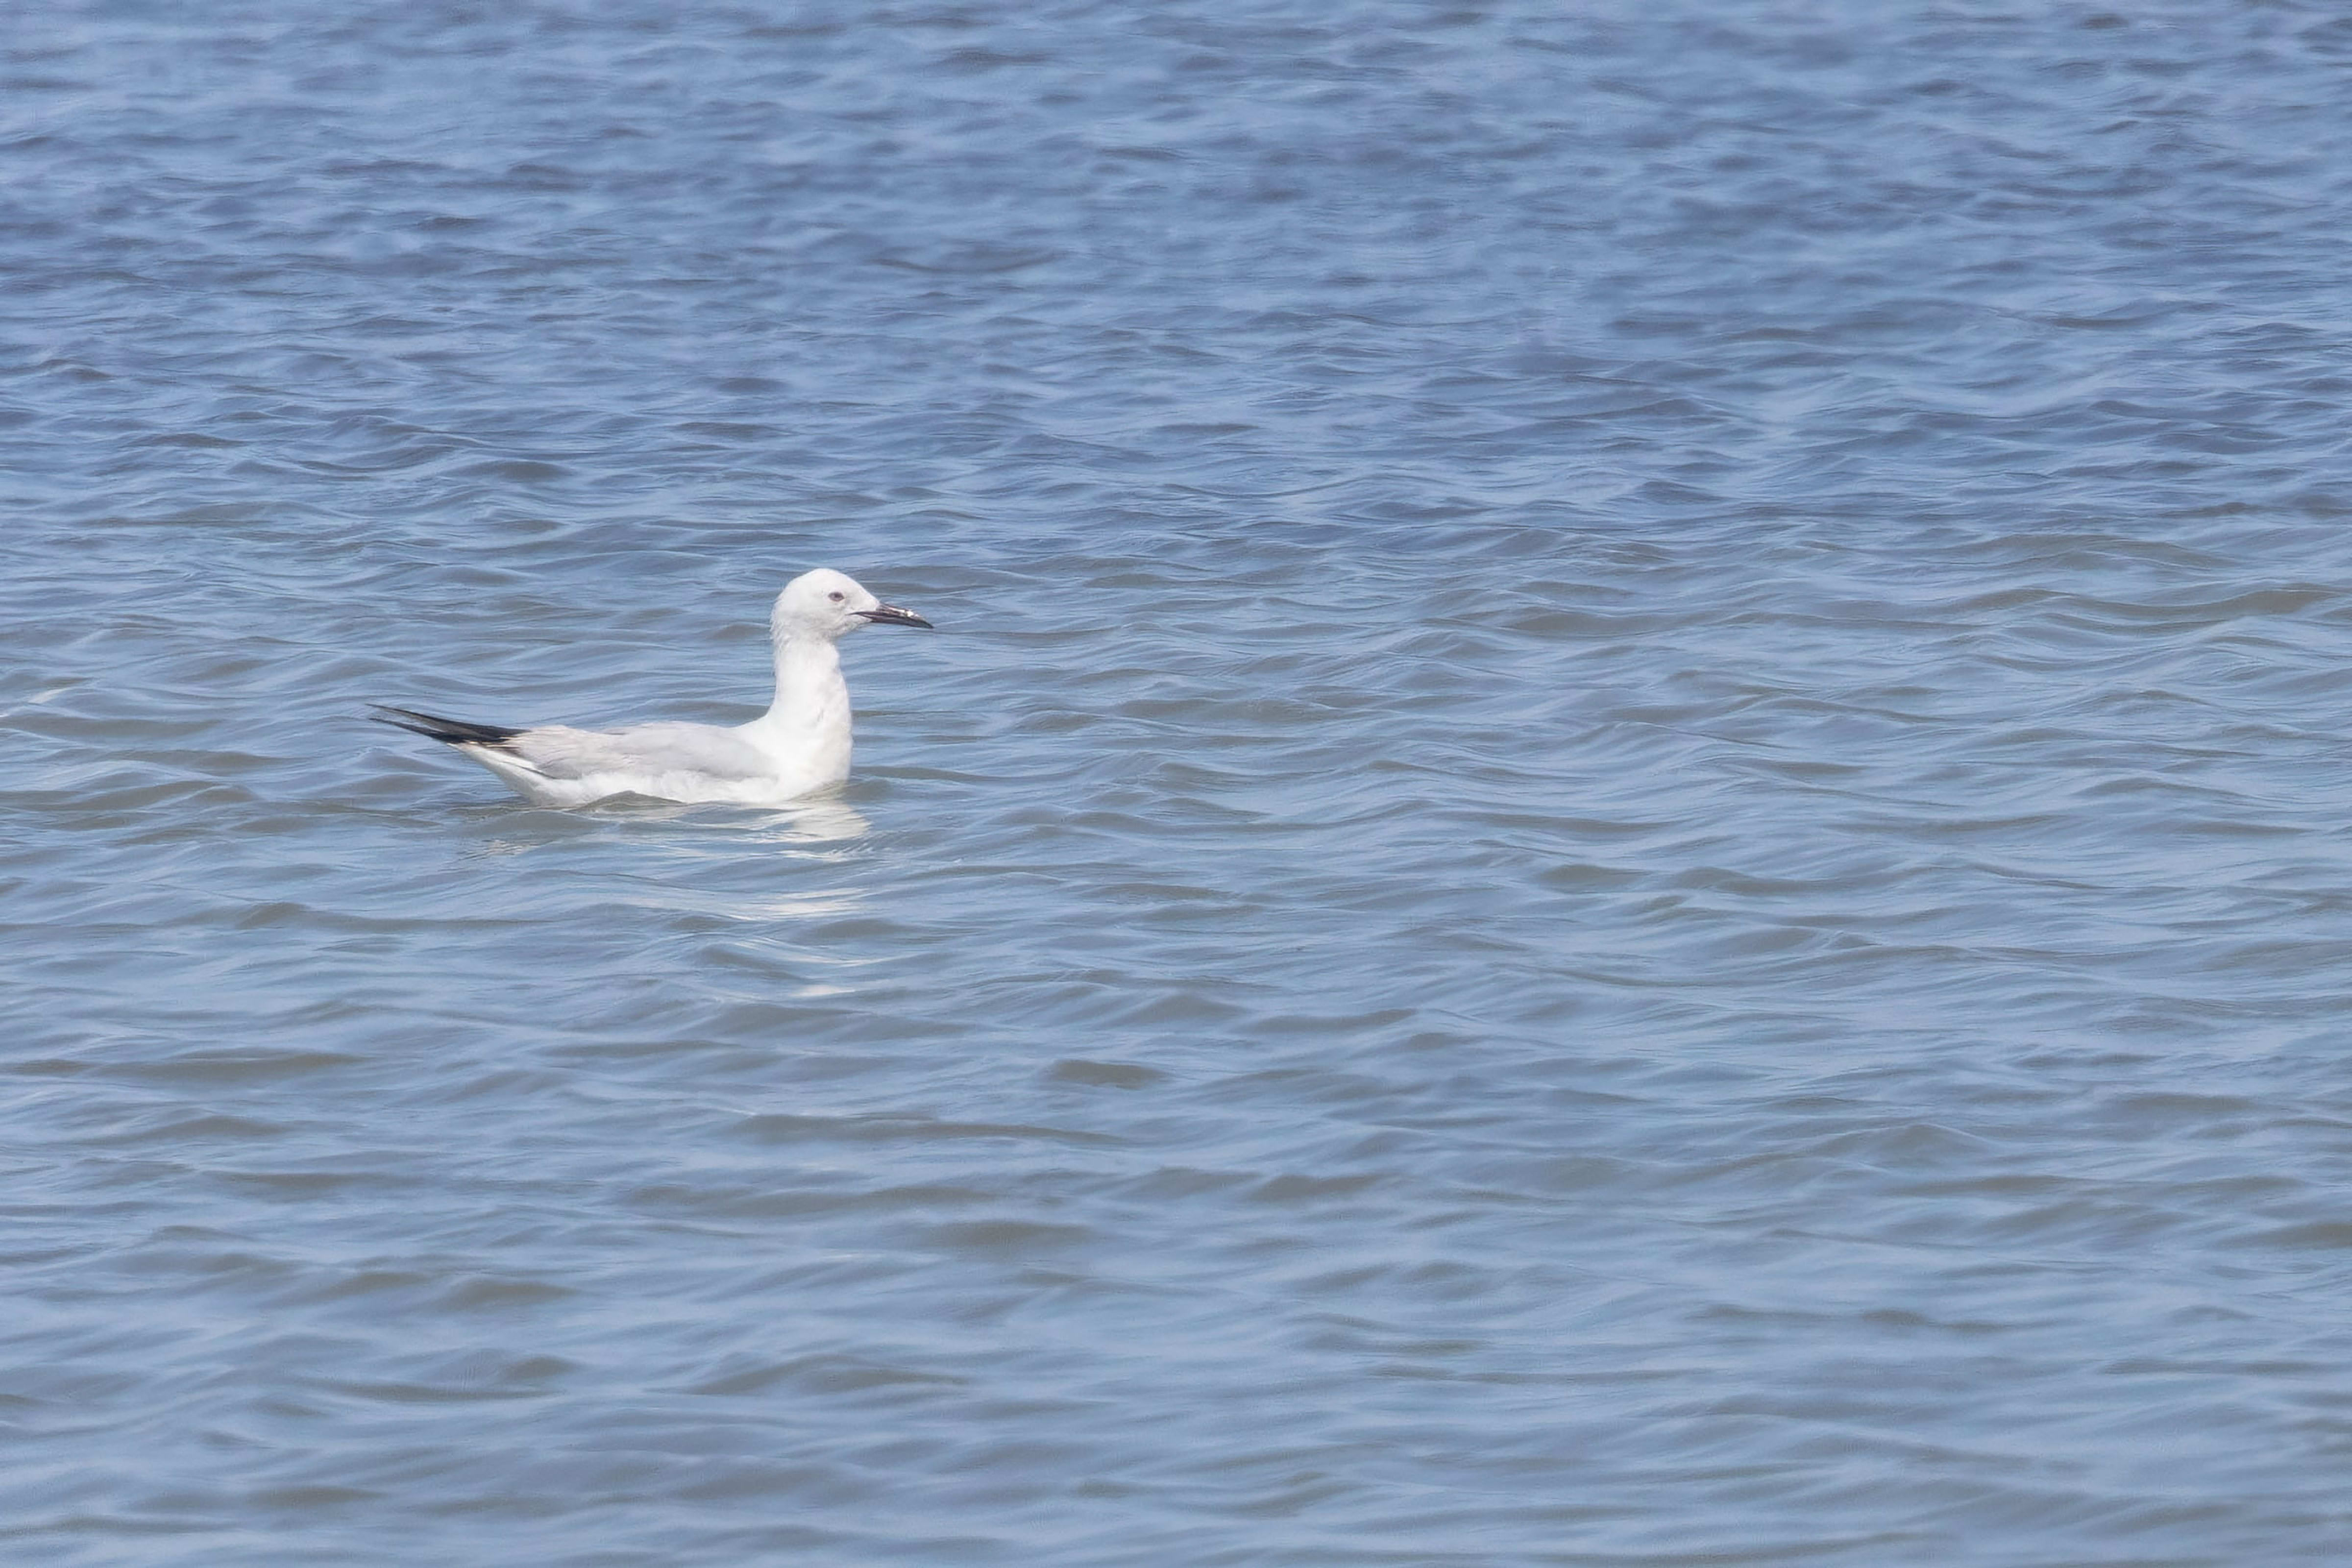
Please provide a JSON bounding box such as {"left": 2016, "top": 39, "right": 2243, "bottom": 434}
{"left": 8, "top": 2, "right": 2352, "bottom": 1563}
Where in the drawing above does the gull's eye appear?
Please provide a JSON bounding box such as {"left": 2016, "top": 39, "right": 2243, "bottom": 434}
{"left": 828, "top": 591, "right": 845, "bottom": 603}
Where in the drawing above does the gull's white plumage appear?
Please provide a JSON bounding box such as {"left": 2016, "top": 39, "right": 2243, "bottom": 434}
{"left": 373, "top": 568, "right": 932, "bottom": 808}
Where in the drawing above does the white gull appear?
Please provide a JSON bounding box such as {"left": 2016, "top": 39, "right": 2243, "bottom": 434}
{"left": 372, "top": 567, "right": 932, "bottom": 808}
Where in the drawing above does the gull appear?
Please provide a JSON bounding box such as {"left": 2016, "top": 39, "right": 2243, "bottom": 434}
{"left": 371, "top": 567, "right": 932, "bottom": 808}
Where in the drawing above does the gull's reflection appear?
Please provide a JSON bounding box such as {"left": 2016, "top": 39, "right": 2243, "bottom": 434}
{"left": 462, "top": 793, "right": 871, "bottom": 859}
{"left": 752, "top": 797, "right": 870, "bottom": 844}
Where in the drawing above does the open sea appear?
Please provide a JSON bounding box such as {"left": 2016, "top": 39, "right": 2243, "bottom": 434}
{"left": 8, "top": 2, "right": 2352, "bottom": 1563}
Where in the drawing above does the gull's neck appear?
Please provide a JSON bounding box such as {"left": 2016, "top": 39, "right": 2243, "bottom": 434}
{"left": 745, "top": 624, "right": 853, "bottom": 781}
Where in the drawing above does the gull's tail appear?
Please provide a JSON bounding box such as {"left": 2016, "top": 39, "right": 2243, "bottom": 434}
{"left": 368, "top": 705, "right": 525, "bottom": 750}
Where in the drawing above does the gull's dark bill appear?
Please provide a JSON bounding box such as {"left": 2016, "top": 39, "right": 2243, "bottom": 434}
{"left": 858, "top": 603, "right": 933, "bottom": 629}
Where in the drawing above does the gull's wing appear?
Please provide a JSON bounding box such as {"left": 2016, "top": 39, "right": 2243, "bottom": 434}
{"left": 368, "top": 705, "right": 526, "bottom": 748}
{"left": 507, "top": 721, "right": 773, "bottom": 783}
{"left": 372, "top": 707, "right": 771, "bottom": 784}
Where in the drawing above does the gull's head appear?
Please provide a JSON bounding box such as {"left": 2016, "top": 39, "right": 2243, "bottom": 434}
{"left": 774, "top": 568, "right": 933, "bottom": 640}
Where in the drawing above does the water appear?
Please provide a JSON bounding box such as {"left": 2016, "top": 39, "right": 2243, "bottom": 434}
{"left": 7, "top": 1, "right": 2352, "bottom": 1562}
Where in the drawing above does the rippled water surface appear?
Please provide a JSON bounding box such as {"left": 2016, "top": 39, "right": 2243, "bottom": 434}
{"left": 10, "top": 2, "right": 2352, "bottom": 1563}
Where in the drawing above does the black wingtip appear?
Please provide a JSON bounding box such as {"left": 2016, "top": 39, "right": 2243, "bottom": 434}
{"left": 368, "top": 705, "right": 525, "bottom": 749}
